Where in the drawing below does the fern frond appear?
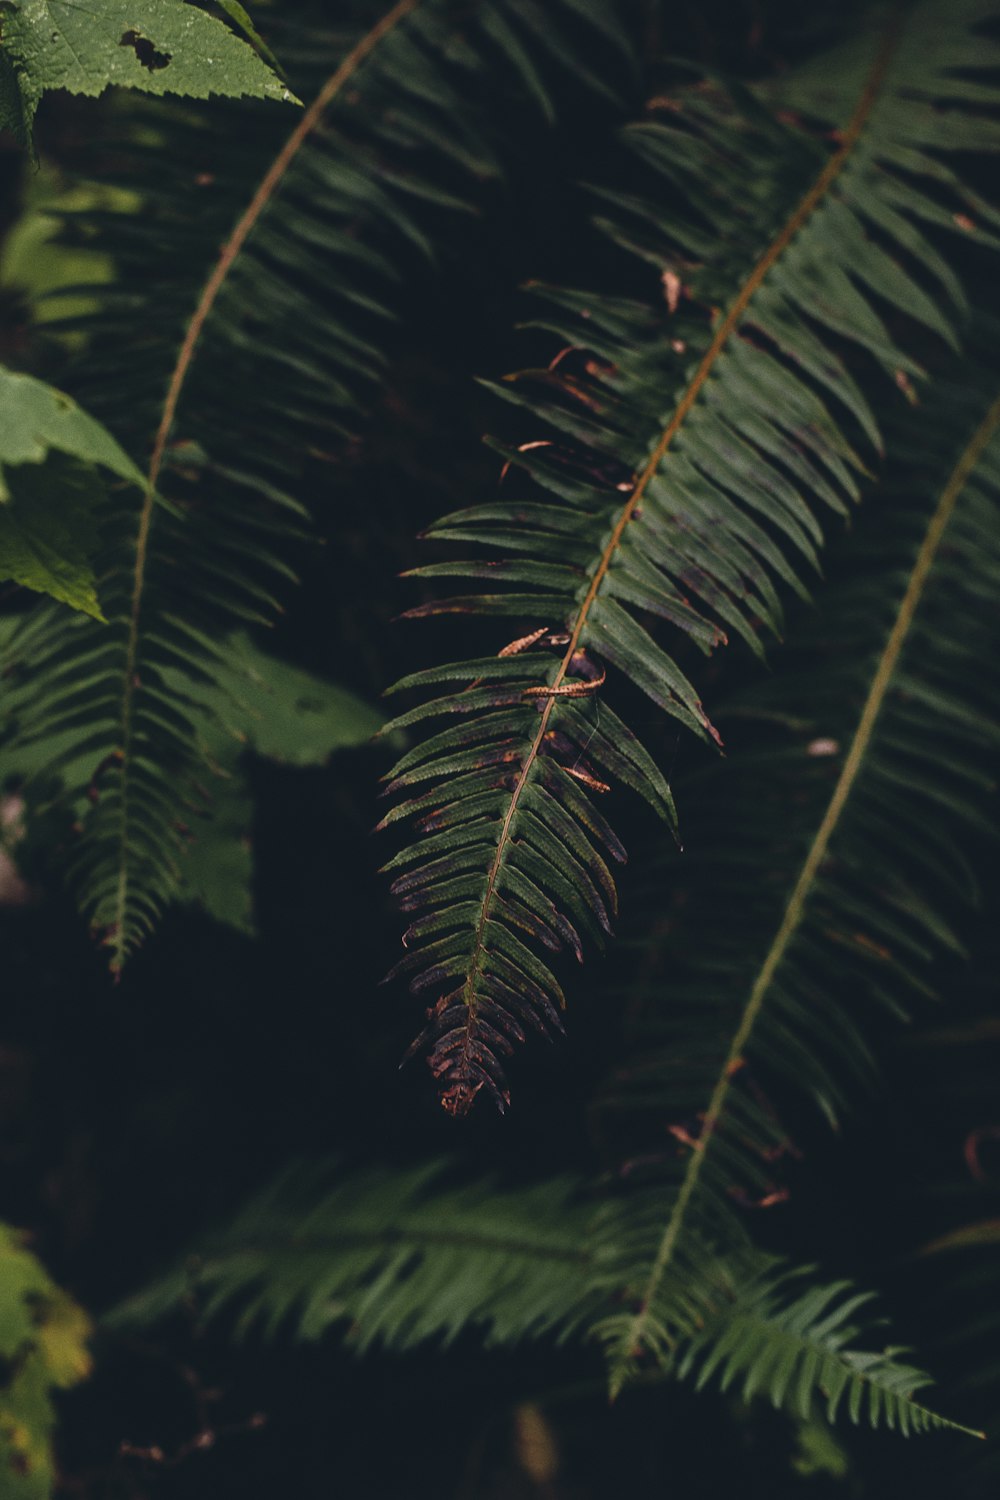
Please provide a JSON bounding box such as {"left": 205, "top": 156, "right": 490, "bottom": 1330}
{"left": 385, "top": 0, "right": 1000, "bottom": 1113}
{"left": 1, "top": 623, "right": 381, "bottom": 934}
{"left": 111, "top": 1162, "right": 975, "bottom": 1438}
{"left": 596, "top": 368, "right": 1000, "bottom": 1395}
{"left": 591, "top": 1243, "right": 981, "bottom": 1436}
{"left": 675, "top": 1265, "right": 979, "bottom": 1437}
{"left": 108, "top": 1162, "right": 600, "bottom": 1352}
{"left": 2, "top": 0, "right": 633, "bottom": 968}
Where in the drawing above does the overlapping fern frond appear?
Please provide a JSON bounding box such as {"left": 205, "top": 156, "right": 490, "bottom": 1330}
{"left": 111, "top": 1158, "right": 976, "bottom": 1438}
{"left": 589, "top": 364, "right": 1000, "bottom": 1397}
{"left": 0, "top": 0, "right": 635, "bottom": 968}
{"left": 109, "top": 1160, "right": 600, "bottom": 1351}
{"left": 670, "top": 1260, "right": 974, "bottom": 1436}
{"left": 593, "top": 1230, "right": 979, "bottom": 1436}
{"left": 383, "top": 0, "right": 1000, "bottom": 1114}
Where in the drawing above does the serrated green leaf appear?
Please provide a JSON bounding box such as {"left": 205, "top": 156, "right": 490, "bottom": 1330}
{"left": 0, "top": 0, "right": 298, "bottom": 142}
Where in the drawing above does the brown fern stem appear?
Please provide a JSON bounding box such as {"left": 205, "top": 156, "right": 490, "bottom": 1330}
{"left": 609, "top": 384, "right": 1000, "bottom": 1395}
{"left": 451, "top": 1, "right": 905, "bottom": 1094}
{"left": 110, "top": 0, "right": 420, "bottom": 966}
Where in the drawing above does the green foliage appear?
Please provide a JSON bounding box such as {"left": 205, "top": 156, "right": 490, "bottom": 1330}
{"left": 112, "top": 1161, "right": 974, "bottom": 1439}
{"left": 0, "top": 456, "right": 105, "bottom": 620}
{"left": 171, "top": 631, "right": 383, "bottom": 932}
{"left": 669, "top": 1263, "right": 974, "bottom": 1437}
{"left": 383, "top": 0, "right": 1000, "bottom": 1115}
{"left": 0, "top": 0, "right": 295, "bottom": 146}
{"left": 0, "top": 365, "right": 146, "bottom": 616}
{"left": 0, "top": 365, "right": 142, "bottom": 494}
{"left": 0, "top": 1225, "right": 91, "bottom": 1499}
{"left": 212, "top": 0, "right": 286, "bottom": 78}
{"left": 110, "top": 1162, "right": 600, "bottom": 1352}
{"left": 2, "top": 0, "right": 1000, "bottom": 1490}
{"left": 0, "top": 627, "right": 381, "bottom": 936}
{"left": 790, "top": 1415, "right": 851, "bottom": 1480}
{"left": 593, "top": 369, "right": 1000, "bottom": 1396}
{"left": 0, "top": 0, "right": 634, "bottom": 973}
{"left": 202, "top": 632, "right": 383, "bottom": 769}
{"left": 0, "top": 167, "right": 125, "bottom": 341}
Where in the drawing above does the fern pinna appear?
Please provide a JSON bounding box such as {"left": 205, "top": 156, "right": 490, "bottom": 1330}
{"left": 591, "top": 361, "right": 1000, "bottom": 1396}
{"left": 383, "top": 0, "right": 1000, "bottom": 1113}
{"left": 0, "top": 0, "right": 633, "bottom": 969}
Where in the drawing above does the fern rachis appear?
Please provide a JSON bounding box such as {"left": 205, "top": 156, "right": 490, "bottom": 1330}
{"left": 109, "top": 1159, "right": 983, "bottom": 1439}
{"left": 2, "top": 0, "right": 633, "bottom": 966}
{"left": 106, "top": 0, "right": 420, "bottom": 968}
{"left": 597, "top": 375, "right": 1000, "bottom": 1395}
{"left": 386, "top": 0, "right": 1000, "bottom": 1114}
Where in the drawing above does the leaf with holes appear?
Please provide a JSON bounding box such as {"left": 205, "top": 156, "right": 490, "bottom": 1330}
{"left": 0, "top": 0, "right": 635, "bottom": 971}
{"left": 0, "top": 0, "right": 297, "bottom": 142}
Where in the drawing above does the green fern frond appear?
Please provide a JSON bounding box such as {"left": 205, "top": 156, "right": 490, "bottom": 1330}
{"left": 592, "top": 1246, "right": 981, "bottom": 1436}
{"left": 1, "top": 626, "right": 381, "bottom": 935}
{"left": 384, "top": 0, "right": 1000, "bottom": 1114}
{"left": 108, "top": 1161, "right": 600, "bottom": 1352}
{"left": 674, "top": 1265, "right": 977, "bottom": 1437}
{"left": 110, "top": 1161, "right": 975, "bottom": 1438}
{"left": 596, "top": 365, "right": 1000, "bottom": 1396}
{"left": 1, "top": 0, "right": 633, "bottom": 969}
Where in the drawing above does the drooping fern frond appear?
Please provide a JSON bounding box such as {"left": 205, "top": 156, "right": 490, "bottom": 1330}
{"left": 110, "top": 1160, "right": 978, "bottom": 1438}
{"left": 0, "top": 0, "right": 635, "bottom": 969}
{"left": 384, "top": 0, "right": 1000, "bottom": 1113}
{"left": 592, "top": 365, "right": 1000, "bottom": 1397}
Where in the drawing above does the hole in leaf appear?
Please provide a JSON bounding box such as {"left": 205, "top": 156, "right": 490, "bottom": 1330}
{"left": 119, "top": 30, "right": 172, "bottom": 70}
